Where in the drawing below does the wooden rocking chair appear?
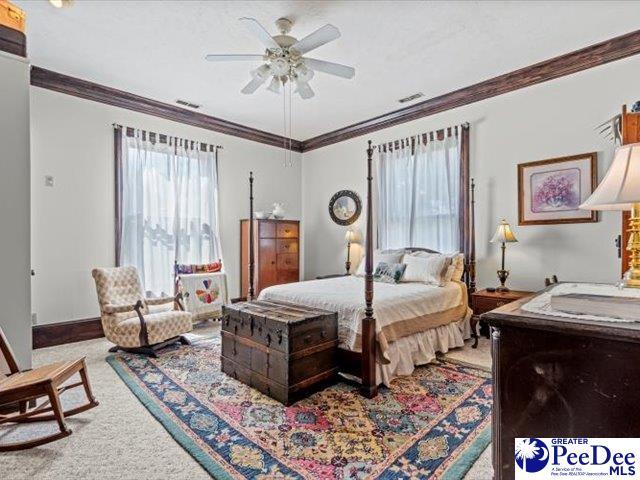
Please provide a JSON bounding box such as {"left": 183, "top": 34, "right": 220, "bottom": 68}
{"left": 0, "top": 326, "right": 99, "bottom": 451}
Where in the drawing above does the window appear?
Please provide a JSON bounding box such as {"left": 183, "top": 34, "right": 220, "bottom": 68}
{"left": 376, "top": 132, "right": 462, "bottom": 252}
{"left": 115, "top": 127, "right": 222, "bottom": 296}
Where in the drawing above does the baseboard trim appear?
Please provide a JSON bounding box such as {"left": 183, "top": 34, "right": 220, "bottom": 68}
{"left": 33, "top": 317, "right": 104, "bottom": 349}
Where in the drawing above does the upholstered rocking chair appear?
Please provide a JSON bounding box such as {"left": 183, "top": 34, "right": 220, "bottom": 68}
{"left": 92, "top": 266, "right": 193, "bottom": 357}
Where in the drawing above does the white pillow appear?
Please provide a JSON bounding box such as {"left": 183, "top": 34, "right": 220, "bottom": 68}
{"left": 402, "top": 253, "right": 451, "bottom": 286}
{"left": 356, "top": 250, "right": 404, "bottom": 276}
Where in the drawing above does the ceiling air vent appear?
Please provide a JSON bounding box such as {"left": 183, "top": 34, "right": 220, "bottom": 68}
{"left": 176, "top": 99, "right": 201, "bottom": 109}
{"left": 398, "top": 92, "right": 424, "bottom": 104}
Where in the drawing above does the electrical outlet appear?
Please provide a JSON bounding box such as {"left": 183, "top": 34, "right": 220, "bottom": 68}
{"left": 44, "top": 175, "right": 54, "bottom": 187}
{"left": 31, "top": 313, "right": 37, "bottom": 325}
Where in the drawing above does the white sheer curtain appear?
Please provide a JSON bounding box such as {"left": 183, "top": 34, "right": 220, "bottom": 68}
{"left": 119, "top": 130, "right": 222, "bottom": 296}
{"left": 376, "top": 132, "right": 461, "bottom": 252}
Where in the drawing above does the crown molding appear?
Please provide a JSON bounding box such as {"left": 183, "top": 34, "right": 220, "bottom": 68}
{"left": 0, "top": 24, "right": 26, "bottom": 58}
{"left": 30, "top": 66, "right": 304, "bottom": 152}
{"left": 301, "top": 29, "right": 640, "bottom": 152}
{"left": 29, "top": 29, "right": 640, "bottom": 154}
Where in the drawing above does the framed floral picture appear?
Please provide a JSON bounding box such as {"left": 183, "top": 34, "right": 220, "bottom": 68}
{"left": 518, "top": 153, "right": 598, "bottom": 225}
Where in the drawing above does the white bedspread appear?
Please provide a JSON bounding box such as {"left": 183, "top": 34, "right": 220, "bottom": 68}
{"left": 259, "top": 276, "right": 468, "bottom": 351}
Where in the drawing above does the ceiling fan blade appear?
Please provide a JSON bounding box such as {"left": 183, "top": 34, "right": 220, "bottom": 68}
{"left": 304, "top": 58, "right": 355, "bottom": 79}
{"left": 295, "top": 81, "right": 315, "bottom": 99}
{"left": 291, "top": 24, "right": 340, "bottom": 55}
{"left": 205, "top": 54, "right": 264, "bottom": 62}
{"left": 241, "top": 76, "right": 266, "bottom": 94}
{"left": 239, "top": 17, "right": 280, "bottom": 51}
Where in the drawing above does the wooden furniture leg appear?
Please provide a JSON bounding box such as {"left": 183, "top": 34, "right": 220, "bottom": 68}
{"left": 471, "top": 316, "right": 479, "bottom": 349}
{"left": 46, "top": 383, "right": 71, "bottom": 436}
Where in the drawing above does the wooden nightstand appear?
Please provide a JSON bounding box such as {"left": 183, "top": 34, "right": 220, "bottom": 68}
{"left": 470, "top": 289, "right": 533, "bottom": 348}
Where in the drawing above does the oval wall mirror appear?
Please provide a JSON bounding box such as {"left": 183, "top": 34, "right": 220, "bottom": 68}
{"left": 328, "top": 190, "right": 362, "bottom": 226}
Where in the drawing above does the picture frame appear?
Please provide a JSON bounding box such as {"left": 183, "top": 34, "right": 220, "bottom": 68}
{"left": 518, "top": 152, "right": 598, "bottom": 225}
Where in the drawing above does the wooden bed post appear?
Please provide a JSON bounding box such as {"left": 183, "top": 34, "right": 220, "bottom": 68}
{"left": 468, "top": 178, "right": 476, "bottom": 293}
{"left": 248, "top": 171, "right": 255, "bottom": 301}
{"left": 460, "top": 123, "right": 476, "bottom": 295}
{"left": 361, "top": 140, "right": 378, "bottom": 399}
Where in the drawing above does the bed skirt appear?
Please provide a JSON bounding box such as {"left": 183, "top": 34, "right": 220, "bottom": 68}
{"left": 376, "top": 314, "right": 471, "bottom": 387}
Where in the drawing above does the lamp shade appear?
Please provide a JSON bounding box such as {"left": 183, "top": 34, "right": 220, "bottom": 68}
{"left": 580, "top": 142, "right": 640, "bottom": 211}
{"left": 345, "top": 229, "right": 356, "bottom": 243}
{"left": 490, "top": 219, "right": 518, "bottom": 243}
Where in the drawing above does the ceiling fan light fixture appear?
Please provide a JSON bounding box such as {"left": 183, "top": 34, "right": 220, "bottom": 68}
{"left": 267, "top": 77, "right": 281, "bottom": 94}
{"left": 270, "top": 58, "right": 290, "bottom": 77}
{"left": 49, "top": 0, "right": 72, "bottom": 8}
{"left": 296, "top": 65, "right": 314, "bottom": 83}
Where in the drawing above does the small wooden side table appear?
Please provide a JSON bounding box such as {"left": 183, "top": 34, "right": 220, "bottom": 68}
{"left": 470, "top": 289, "right": 533, "bottom": 348}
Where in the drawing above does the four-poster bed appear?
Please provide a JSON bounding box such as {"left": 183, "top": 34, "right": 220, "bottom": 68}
{"left": 243, "top": 132, "right": 475, "bottom": 399}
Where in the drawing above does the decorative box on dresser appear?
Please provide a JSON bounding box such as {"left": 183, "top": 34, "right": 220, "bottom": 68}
{"left": 485, "top": 292, "right": 640, "bottom": 480}
{"left": 240, "top": 219, "right": 300, "bottom": 298}
{"left": 470, "top": 289, "right": 532, "bottom": 347}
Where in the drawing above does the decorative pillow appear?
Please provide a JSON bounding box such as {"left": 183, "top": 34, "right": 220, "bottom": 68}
{"left": 373, "top": 262, "right": 407, "bottom": 284}
{"left": 449, "top": 253, "right": 465, "bottom": 281}
{"left": 402, "top": 252, "right": 451, "bottom": 286}
{"left": 356, "top": 250, "right": 404, "bottom": 277}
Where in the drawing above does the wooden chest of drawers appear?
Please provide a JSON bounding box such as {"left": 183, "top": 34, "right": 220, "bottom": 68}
{"left": 485, "top": 291, "right": 640, "bottom": 479}
{"left": 240, "top": 219, "right": 300, "bottom": 298}
{"left": 221, "top": 300, "right": 338, "bottom": 405}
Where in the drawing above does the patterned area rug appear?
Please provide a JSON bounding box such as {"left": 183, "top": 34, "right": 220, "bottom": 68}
{"left": 107, "top": 337, "right": 491, "bottom": 479}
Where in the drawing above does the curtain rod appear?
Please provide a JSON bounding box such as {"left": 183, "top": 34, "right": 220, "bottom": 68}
{"left": 112, "top": 123, "right": 223, "bottom": 149}
{"left": 378, "top": 122, "right": 469, "bottom": 153}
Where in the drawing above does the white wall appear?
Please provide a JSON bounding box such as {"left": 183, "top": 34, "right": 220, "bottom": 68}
{"left": 0, "top": 52, "right": 31, "bottom": 369}
{"left": 302, "top": 56, "right": 640, "bottom": 292}
{"left": 30, "top": 87, "right": 301, "bottom": 325}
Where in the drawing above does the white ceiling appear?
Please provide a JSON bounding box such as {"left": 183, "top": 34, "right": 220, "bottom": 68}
{"left": 16, "top": 0, "right": 640, "bottom": 140}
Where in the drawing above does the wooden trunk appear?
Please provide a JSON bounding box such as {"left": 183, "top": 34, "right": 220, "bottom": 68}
{"left": 240, "top": 219, "right": 300, "bottom": 298}
{"left": 221, "top": 300, "right": 338, "bottom": 405}
{"left": 485, "top": 292, "right": 640, "bottom": 480}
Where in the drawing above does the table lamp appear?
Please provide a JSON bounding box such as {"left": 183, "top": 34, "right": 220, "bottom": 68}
{"left": 345, "top": 229, "right": 356, "bottom": 274}
{"left": 490, "top": 219, "right": 518, "bottom": 292}
{"left": 580, "top": 143, "right": 640, "bottom": 288}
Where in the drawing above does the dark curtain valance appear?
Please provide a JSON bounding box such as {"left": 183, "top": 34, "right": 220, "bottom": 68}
{"left": 380, "top": 123, "right": 469, "bottom": 154}
{"left": 113, "top": 124, "right": 223, "bottom": 153}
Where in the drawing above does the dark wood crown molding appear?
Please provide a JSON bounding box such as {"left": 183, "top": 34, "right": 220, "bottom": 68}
{"left": 28, "top": 29, "right": 640, "bottom": 153}
{"left": 301, "top": 29, "right": 640, "bottom": 152}
{"left": 30, "top": 66, "right": 304, "bottom": 152}
{"left": 0, "top": 24, "right": 26, "bottom": 58}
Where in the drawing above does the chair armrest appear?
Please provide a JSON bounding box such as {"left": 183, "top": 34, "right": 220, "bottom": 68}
{"left": 145, "top": 296, "right": 177, "bottom": 306}
{"left": 103, "top": 302, "right": 139, "bottom": 314}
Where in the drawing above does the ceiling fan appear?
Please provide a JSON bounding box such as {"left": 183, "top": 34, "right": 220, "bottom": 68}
{"left": 205, "top": 17, "right": 355, "bottom": 99}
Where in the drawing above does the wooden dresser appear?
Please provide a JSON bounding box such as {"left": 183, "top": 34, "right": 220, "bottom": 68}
{"left": 485, "top": 291, "right": 640, "bottom": 479}
{"left": 221, "top": 300, "right": 338, "bottom": 405}
{"left": 240, "top": 219, "right": 300, "bottom": 298}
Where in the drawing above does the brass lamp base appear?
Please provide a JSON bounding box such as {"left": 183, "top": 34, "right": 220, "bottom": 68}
{"left": 623, "top": 203, "right": 640, "bottom": 288}
{"left": 496, "top": 269, "right": 510, "bottom": 292}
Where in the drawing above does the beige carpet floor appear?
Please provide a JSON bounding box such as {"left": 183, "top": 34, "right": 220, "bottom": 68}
{"left": 0, "top": 324, "right": 493, "bottom": 480}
